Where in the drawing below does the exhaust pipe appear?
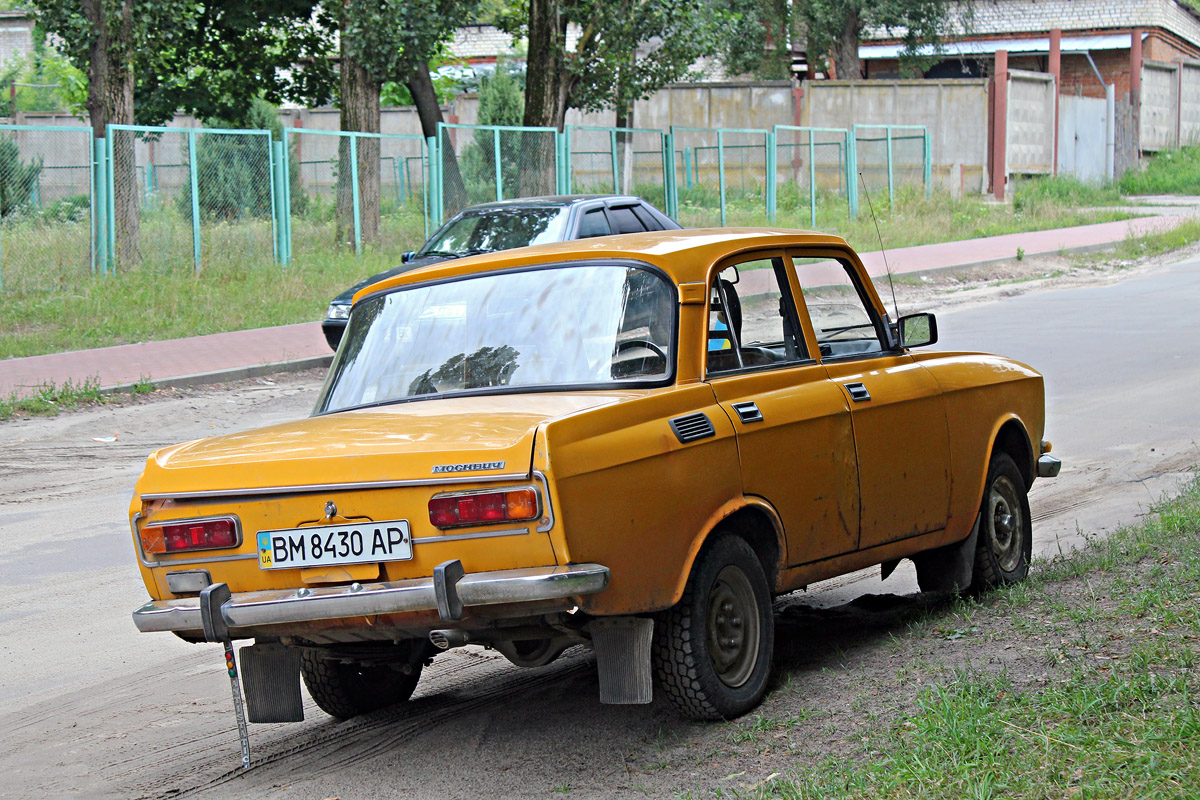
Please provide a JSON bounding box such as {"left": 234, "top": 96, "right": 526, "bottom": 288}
{"left": 429, "top": 629, "right": 471, "bottom": 650}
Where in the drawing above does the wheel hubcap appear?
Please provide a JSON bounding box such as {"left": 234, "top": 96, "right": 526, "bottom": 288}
{"left": 706, "top": 565, "right": 760, "bottom": 688}
{"left": 988, "top": 475, "right": 1024, "bottom": 573}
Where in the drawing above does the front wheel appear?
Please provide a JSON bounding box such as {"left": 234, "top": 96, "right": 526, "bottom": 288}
{"left": 301, "top": 650, "right": 422, "bottom": 720}
{"left": 653, "top": 535, "right": 774, "bottom": 721}
{"left": 972, "top": 452, "right": 1033, "bottom": 590}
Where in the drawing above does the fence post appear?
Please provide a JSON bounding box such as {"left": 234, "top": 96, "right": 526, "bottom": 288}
{"left": 847, "top": 127, "right": 859, "bottom": 219}
{"left": 187, "top": 129, "right": 201, "bottom": 273}
{"left": 349, "top": 133, "right": 361, "bottom": 256}
{"left": 886, "top": 127, "right": 895, "bottom": 207}
{"left": 555, "top": 130, "right": 568, "bottom": 195}
{"left": 609, "top": 129, "right": 619, "bottom": 193}
{"left": 766, "top": 130, "right": 777, "bottom": 224}
{"left": 717, "top": 129, "right": 727, "bottom": 226}
{"left": 923, "top": 128, "right": 932, "bottom": 197}
{"left": 492, "top": 128, "right": 503, "bottom": 200}
{"left": 270, "top": 139, "right": 285, "bottom": 265}
{"left": 808, "top": 132, "right": 817, "bottom": 229}
{"left": 663, "top": 131, "right": 677, "bottom": 219}
{"left": 105, "top": 133, "right": 116, "bottom": 261}
{"left": 93, "top": 136, "right": 109, "bottom": 275}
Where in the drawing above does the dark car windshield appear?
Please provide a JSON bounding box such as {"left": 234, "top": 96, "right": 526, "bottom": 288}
{"left": 316, "top": 265, "right": 676, "bottom": 413}
{"left": 417, "top": 207, "right": 569, "bottom": 257}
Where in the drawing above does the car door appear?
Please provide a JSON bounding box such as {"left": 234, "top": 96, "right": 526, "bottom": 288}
{"left": 789, "top": 249, "right": 952, "bottom": 550}
{"left": 705, "top": 251, "right": 860, "bottom": 566}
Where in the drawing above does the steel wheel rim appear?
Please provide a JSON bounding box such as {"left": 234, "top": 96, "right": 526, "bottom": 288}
{"left": 706, "top": 565, "right": 760, "bottom": 688}
{"left": 988, "top": 475, "right": 1024, "bottom": 573}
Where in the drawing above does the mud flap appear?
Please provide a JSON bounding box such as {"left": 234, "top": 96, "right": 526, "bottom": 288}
{"left": 913, "top": 514, "right": 981, "bottom": 593}
{"left": 590, "top": 617, "right": 654, "bottom": 704}
{"left": 239, "top": 643, "right": 304, "bottom": 723}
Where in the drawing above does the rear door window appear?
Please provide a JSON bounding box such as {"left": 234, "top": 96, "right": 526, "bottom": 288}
{"left": 607, "top": 206, "right": 645, "bottom": 234}
{"left": 631, "top": 205, "right": 664, "bottom": 231}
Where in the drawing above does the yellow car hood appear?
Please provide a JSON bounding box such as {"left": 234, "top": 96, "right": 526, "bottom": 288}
{"left": 138, "top": 392, "right": 635, "bottom": 495}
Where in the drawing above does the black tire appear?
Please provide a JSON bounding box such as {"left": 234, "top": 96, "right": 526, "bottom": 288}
{"left": 653, "top": 535, "right": 774, "bottom": 721}
{"left": 972, "top": 452, "right": 1032, "bottom": 590}
{"left": 300, "top": 650, "right": 422, "bottom": 720}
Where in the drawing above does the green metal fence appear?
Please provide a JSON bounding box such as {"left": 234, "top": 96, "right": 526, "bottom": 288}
{"left": 851, "top": 124, "right": 932, "bottom": 208}
{"left": 0, "top": 123, "right": 95, "bottom": 292}
{"left": 0, "top": 120, "right": 937, "bottom": 292}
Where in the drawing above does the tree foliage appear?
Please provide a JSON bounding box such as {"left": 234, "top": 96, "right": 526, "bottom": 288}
{"left": 0, "top": 136, "right": 42, "bottom": 217}
{"left": 718, "top": 0, "right": 797, "bottom": 80}
{"left": 509, "top": 0, "right": 725, "bottom": 130}
{"left": 797, "top": 0, "right": 963, "bottom": 81}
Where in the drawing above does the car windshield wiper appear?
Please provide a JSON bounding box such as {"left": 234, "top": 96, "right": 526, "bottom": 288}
{"left": 457, "top": 248, "right": 493, "bottom": 257}
{"left": 418, "top": 249, "right": 462, "bottom": 259}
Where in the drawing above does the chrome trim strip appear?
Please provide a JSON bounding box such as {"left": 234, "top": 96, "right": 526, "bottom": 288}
{"left": 132, "top": 563, "right": 610, "bottom": 633}
{"left": 533, "top": 470, "right": 555, "bottom": 533}
{"left": 141, "top": 552, "right": 259, "bottom": 569}
{"left": 139, "top": 472, "right": 531, "bottom": 501}
{"left": 412, "top": 527, "right": 530, "bottom": 544}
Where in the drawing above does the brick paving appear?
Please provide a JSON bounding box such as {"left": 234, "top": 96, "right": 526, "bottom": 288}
{"left": 0, "top": 213, "right": 1190, "bottom": 399}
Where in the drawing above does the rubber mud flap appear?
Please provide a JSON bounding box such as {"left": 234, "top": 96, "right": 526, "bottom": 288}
{"left": 240, "top": 643, "right": 304, "bottom": 723}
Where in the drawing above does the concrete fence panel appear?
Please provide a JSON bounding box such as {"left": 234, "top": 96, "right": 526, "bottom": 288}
{"left": 1141, "top": 60, "right": 1181, "bottom": 151}
{"left": 800, "top": 79, "right": 989, "bottom": 194}
{"left": 1006, "top": 69, "right": 1056, "bottom": 174}
{"left": 1180, "top": 60, "right": 1200, "bottom": 145}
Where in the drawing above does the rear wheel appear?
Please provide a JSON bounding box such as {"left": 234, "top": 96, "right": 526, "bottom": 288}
{"left": 653, "top": 535, "right": 774, "bottom": 721}
{"left": 973, "top": 452, "right": 1032, "bottom": 590}
{"left": 300, "top": 650, "right": 422, "bottom": 720}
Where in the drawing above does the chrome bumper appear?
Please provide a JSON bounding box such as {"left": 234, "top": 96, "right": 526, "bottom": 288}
{"left": 1037, "top": 454, "right": 1062, "bottom": 478}
{"left": 133, "top": 563, "right": 609, "bottom": 635}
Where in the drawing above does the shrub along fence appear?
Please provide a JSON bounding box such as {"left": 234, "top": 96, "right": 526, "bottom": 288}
{"left": 0, "top": 120, "right": 930, "bottom": 290}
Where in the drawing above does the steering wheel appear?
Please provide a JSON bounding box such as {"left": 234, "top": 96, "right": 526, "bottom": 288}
{"left": 613, "top": 339, "right": 667, "bottom": 359}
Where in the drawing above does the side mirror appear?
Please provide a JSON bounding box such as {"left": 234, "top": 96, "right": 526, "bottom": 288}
{"left": 898, "top": 312, "right": 938, "bottom": 348}
{"left": 401, "top": 250, "right": 416, "bottom": 263}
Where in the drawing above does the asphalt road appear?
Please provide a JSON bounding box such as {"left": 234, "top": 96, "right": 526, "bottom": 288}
{"left": 0, "top": 253, "right": 1197, "bottom": 798}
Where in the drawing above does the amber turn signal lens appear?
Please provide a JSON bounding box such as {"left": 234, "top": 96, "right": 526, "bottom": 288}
{"left": 428, "top": 488, "right": 540, "bottom": 528}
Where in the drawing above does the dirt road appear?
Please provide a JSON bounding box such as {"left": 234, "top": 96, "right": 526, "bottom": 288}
{"left": 1, "top": 250, "right": 1197, "bottom": 799}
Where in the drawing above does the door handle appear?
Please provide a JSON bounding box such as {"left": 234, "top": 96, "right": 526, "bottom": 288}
{"left": 844, "top": 382, "right": 871, "bottom": 402}
{"left": 731, "top": 401, "right": 764, "bottom": 423}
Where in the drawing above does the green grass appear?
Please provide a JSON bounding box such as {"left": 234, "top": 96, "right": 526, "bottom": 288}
{"left": 733, "top": 475, "right": 1200, "bottom": 800}
{"left": 0, "top": 374, "right": 157, "bottom": 421}
{"left": 1113, "top": 217, "right": 1200, "bottom": 259}
{"left": 1119, "top": 144, "right": 1200, "bottom": 195}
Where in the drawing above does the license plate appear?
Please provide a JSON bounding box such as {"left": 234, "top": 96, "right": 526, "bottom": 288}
{"left": 256, "top": 520, "right": 412, "bottom": 570}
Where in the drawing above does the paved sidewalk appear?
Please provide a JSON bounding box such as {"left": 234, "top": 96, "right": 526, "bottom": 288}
{"left": 0, "top": 213, "right": 1191, "bottom": 399}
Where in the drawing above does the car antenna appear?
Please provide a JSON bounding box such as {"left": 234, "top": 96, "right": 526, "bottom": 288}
{"left": 857, "top": 171, "right": 900, "bottom": 327}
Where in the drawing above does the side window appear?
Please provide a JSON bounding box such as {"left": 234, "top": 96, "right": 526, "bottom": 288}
{"left": 607, "top": 205, "right": 644, "bottom": 233}
{"left": 792, "top": 256, "right": 885, "bottom": 359}
{"left": 577, "top": 209, "right": 612, "bottom": 238}
{"left": 707, "top": 257, "right": 808, "bottom": 375}
{"left": 630, "top": 205, "right": 663, "bottom": 231}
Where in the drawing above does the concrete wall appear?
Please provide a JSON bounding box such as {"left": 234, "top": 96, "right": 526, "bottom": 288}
{"left": 800, "top": 78, "right": 990, "bottom": 194}
{"left": 1142, "top": 59, "right": 1183, "bottom": 150}
{"left": 1007, "top": 69, "right": 1056, "bottom": 173}
{"left": 1181, "top": 60, "right": 1200, "bottom": 144}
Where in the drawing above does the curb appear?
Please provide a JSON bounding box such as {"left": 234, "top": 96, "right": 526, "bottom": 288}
{"left": 98, "top": 354, "right": 334, "bottom": 396}
{"left": 873, "top": 238, "right": 1136, "bottom": 282}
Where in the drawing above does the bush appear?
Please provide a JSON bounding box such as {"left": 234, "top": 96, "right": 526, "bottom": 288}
{"left": 0, "top": 135, "right": 43, "bottom": 217}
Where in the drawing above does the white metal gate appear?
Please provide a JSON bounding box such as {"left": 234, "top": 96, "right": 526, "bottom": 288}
{"left": 1058, "top": 94, "right": 1110, "bottom": 181}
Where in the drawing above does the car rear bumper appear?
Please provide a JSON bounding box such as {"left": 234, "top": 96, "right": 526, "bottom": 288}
{"left": 133, "top": 563, "right": 610, "bottom": 635}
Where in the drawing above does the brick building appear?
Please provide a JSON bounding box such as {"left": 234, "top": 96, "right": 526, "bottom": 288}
{"left": 859, "top": 0, "right": 1200, "bottom": 100}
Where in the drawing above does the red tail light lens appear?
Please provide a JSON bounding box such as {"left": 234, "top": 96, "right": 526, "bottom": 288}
{"left": 141, "top": 517, "right": 240, "bottom": 555}
{"left": 429, "top": 488, "right": 539, "bottom": 528}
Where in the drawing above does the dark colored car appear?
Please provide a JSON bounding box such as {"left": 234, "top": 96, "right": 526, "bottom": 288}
{"left": 321, "top": 195, "right": 681, "bottom": 349}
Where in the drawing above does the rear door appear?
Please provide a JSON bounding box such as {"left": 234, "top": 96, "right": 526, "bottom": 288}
{"left": 790, "top": 250, "right": 952, "bottom": 550}
{"left": 705, "top": 250, "right": 860, "bottom": 565}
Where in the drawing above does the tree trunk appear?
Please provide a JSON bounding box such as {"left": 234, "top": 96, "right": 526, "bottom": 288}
{"left": 831, "top": 5, "right": 863, "bottom": 81}
{"left": 521, "top": 0, "right": 569, "bottom": 194}
{"left": 405, "top": 64, "right": 467, "bottom": 217}
{"left": 615, "top": 94, "right": 633, "bottom": 195}
{"left": 338, "top": 41, "right": 381, "bottom": 249}
{"left": 83, "top": 0, "right": 138, "bottom": 266}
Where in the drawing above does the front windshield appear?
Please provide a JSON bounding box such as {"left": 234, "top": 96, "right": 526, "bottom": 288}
{"left": 317, "top": 265, "right": 676, "bottom": 413}
{"left": 418, "top": 207, "right": 568, "bottom": 257}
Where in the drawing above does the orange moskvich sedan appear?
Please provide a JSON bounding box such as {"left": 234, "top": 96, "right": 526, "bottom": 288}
{"left": 130, "top": 228, "right": 1060, "bottom": 724}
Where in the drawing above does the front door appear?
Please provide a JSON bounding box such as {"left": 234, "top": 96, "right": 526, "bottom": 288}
{"left": 790, "top": 251, "right": 952, "bottom": 551}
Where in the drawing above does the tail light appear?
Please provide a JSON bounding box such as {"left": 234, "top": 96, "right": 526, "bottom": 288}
{"left": 429, "top": 488, "right": 539, "bottom": 529}
{"left": 141, "top": 517, "right": 240, "bottom": 555}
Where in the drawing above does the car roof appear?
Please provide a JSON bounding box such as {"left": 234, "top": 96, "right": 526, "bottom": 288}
{"left": 356, "top": 228, "right": 854, "bottom": 303}
{"left": 459, "top": 195, "right": 645, "bottom": 211}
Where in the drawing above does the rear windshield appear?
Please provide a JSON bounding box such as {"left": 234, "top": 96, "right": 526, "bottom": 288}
{"left": 417, "top": 207, "right": 568, "bottom": 257}
{"left": 316, "top": 264, "right": 676, "bottom": 413}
